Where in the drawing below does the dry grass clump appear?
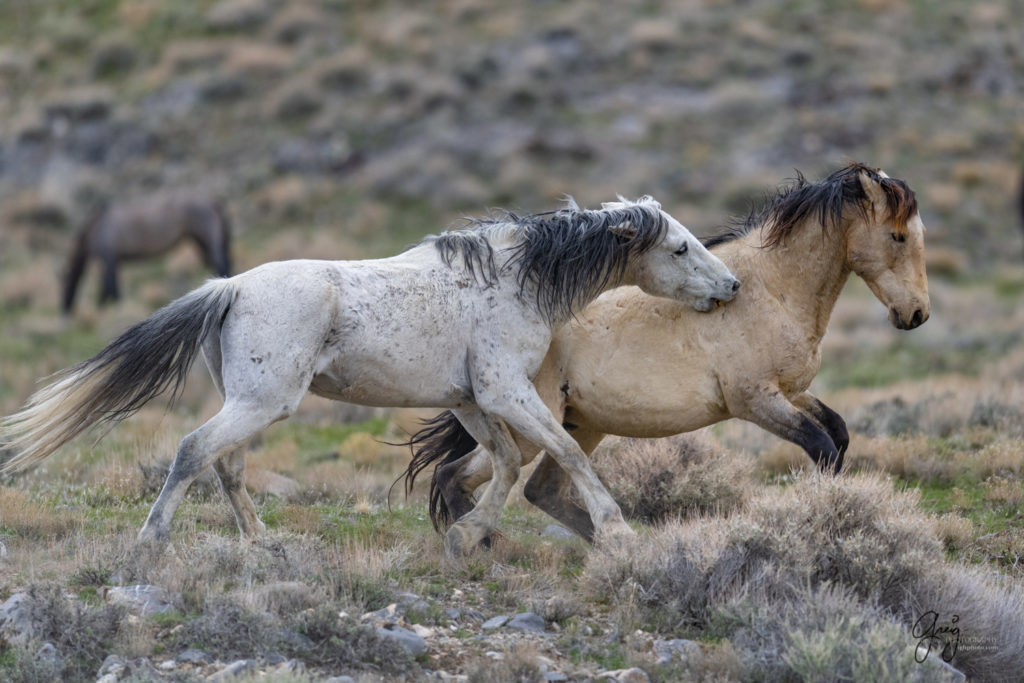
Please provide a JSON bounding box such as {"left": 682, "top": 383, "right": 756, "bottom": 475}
{"left": 847, "top": 432, "right": 1024, "bottom": 486}
{"left": 718, "top": 583, "right": 958, "bottom": 682}
{"left": 908, "top": 565, "right": 1024, "bottom": 681}
{"left": 591, "top": 431, "right": 748, "bottom": 523}
{"left": 169, "top": 597, "right": 415, "bottom": 676}
{"left": 1, "top": 582, "right": 128, "bottom": 682}
{"left": 583, "top": 471, "right": 1024, "bottom": 680}
{"left": 0, "top": 487, "right": 82, "bottom": 540}
{"left": 287, "top": 603, "right": 415, "bottom": 676}
{"left": 464, "top": 642, "right": 543, "bottom": 683}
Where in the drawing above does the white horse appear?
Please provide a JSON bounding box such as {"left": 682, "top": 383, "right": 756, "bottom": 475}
{"left": 1, "top": 196, "right": 740, "bottom": 558}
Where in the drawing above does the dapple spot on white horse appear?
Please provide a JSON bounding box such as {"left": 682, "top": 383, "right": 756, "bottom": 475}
{"left": 403, "top": 163, "right": 930, "bottom": 543}
{"left": 1, "top": 196, "right": 739, "bottom": 559}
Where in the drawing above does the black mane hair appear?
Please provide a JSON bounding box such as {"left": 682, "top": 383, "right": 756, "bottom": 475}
{"left": 427, "top": 197, "right": 668, "bottom": 321}
{"left": 703, "top": 162, "right": 918, "bottom": 250}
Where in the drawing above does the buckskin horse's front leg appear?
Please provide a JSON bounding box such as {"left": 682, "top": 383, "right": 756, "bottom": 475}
{"left": 791, "top": 392, "right": 850, "bottom": 473}
{"left": 740, "top": 385, "right": 843, "bottom": 474}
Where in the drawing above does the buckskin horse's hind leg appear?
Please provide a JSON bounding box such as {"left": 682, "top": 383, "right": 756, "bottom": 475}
{"left": 524, "top": 452, "right": 596, "bottom": 542}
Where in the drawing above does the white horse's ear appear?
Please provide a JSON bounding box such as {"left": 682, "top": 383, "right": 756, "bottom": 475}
{"left": 609, "top": 222, "right": 638, "bottom": 239}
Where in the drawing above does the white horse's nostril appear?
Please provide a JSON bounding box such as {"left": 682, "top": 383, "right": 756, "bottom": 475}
{"left": 731, "top": 279, "right": 741, "bottom": 292}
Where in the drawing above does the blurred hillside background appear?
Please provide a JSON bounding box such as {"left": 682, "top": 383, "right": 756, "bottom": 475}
{"left": 2, "top": 0, "right": 1024, "bottom": 279}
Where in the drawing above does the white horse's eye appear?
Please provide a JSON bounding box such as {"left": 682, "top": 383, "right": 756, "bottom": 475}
{"left": 890, "top": 232, "right": 906, "bottom": 243}
{"left": 673, "top": 243, "right": 689, "bottom": 256}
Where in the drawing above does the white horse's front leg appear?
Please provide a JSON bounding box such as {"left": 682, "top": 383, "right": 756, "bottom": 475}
{"left": 443, "top": 407, "right": 521, "bottom": 558}
{"left": 476, "top": 382, "right": 634, "bottom": 545}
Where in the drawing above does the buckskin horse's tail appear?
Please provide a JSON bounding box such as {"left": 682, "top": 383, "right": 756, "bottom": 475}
{"left": 401, "top": 410, "right": 479, "bottom": 532}
{"left": 61, "top": 204, "right": 106, "bottom": 315}
{"left": 1, "top": 280, "right": 237, "bottom": 474}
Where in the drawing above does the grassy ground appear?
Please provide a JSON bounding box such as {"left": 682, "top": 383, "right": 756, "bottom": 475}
{"left": 1, "top": 267, "right": 1022, "bottom": 681}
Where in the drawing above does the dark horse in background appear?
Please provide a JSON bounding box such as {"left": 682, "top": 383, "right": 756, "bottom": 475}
{"left": 62, "top": 190, "right": 232, "bottom": 315}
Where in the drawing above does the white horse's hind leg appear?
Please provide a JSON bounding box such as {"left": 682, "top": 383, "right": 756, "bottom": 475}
{"left": 137, "top": 401, "right": 290, "bottom": 543}
{"left": 443, "top": 407, "right": 521, "bottom": 558}
{"left": 201, "top": 333, "right": 264, "bottom": 538}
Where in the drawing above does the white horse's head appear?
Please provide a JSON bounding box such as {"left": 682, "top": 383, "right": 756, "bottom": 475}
{"left": 607, "top": 198, "right": 740, "bottom": 312}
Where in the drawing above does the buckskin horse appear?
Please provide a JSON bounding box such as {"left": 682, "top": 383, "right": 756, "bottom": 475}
{"left": 404, "top": 163, "right": 930, "bottom": 543}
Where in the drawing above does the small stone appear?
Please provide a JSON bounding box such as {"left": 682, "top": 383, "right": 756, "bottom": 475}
{"left": 265, "top": 652, "right": 288, "bottom": 666}
{"left": 176, "top": 648, "right": 209, "bottom": 665}
{"left": 324, "top": 677, "right": 356, "bottom": 683}
{"left": 98, "top": 654, "right": 127, "bottom": 677}
{"left": 485, "top": 650, "right": 504, "bottom": 660}
{"left": 0, "top": 593, "right": 40, "bottom": 641}
{"left": 272, "top": 658, "right": 305, "bottom": 674}
{"left": 411, "top": 623, "right": 434, "bottom": 638}
{"left": 482, "top": 615, "right": 510, "bottom": 630}
{"left": 507, "top": 612, "right": 546, "bottom": 633}
{"left": 376, "top": 625, "right": 428, "bottom": 657}
{"left": 208, "top": 658, "right": 259, "bottom": 680}
{"left": 444, "top": 608, "right": 462, "bottom": 620}
{"left": 541, "top": 524, "right": 575, "bottom": 539}
{"left": 652, "top": 638, "right": 700, "bottom": 665}
{"left": 206, "top": 0, "right": 270, "bottom": 31}
{"left": 35, "top": 642, "right": 59, "bottom": 665}
{"left": 463, "top": 609, "right": 485, "bottom": 622}
{"left": 158, "top": 659, "right": 177, "bottom": 670}
{"left": 361, "top": 603, "right": 400, "bottom": 625}
{"left": 601, "top": 668, "right": 650, "bottom": 683}
{"left": 103, "top": 585, "right": 177, "bottom": 617}
{"left": 544, "top": 673, "right": 569, "bottom": 682}
{"left": 96, "top": 675, "right": 119, "bottom": 683}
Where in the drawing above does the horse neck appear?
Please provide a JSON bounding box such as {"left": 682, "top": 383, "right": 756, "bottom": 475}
{"left": 744, "top": 218, "right": 851, "bottom": 340}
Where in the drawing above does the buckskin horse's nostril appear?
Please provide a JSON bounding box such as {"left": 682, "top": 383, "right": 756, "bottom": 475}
{"left": 911, "top": 309, "right": 924, "bottom": 327}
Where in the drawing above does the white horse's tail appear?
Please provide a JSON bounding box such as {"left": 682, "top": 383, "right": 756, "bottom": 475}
{"left": 1, "top": 280, "right": 237, "bottom": 473}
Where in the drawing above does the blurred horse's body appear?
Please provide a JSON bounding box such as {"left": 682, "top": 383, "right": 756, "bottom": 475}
{"left": 62, "top": 190, "right": 233, "bottom": 314}
{"left": 405, "top": 163, "right": 930, "bottom": 542}
{"left": 4, "top": 196, "right": 740, "bottom": 559}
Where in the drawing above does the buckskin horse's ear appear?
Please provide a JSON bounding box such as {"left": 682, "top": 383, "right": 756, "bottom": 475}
{"left": 609, "top": 222, "right": 638, "bottom": 239}
{"left": 858, "top": 168, "right": 889, "bottom": 215}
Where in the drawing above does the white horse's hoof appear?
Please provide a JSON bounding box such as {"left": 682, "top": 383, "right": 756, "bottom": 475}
{"left": 444, "top": 518, "right": 491, "bottom": 560}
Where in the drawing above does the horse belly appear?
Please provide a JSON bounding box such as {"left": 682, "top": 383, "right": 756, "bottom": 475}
{"left": 564, "top": 358, "right": 725, "bottom": 438}
{"left": 310, "top": 359, "right": 471, "bottom": 408}
{"left": 310, "top": 324, "right": 474, "bottom": 408}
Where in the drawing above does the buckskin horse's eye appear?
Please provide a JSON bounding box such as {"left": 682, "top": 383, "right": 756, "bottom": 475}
{"left": 891, "top": 232, "right": 906, "bottom": 243}
{"left": 673, "top": 243, "right": 689, "bottom": 256}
